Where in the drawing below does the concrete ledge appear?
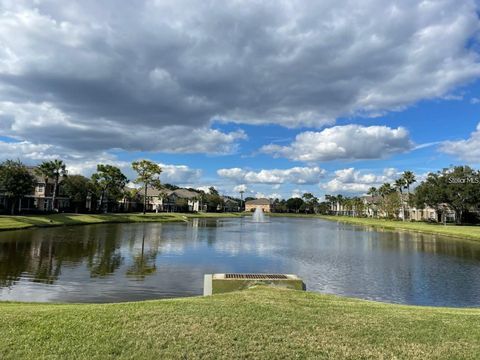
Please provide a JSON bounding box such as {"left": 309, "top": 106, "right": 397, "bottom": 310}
{"left": 204, "top": 273, "right": 305, "bottom": 295}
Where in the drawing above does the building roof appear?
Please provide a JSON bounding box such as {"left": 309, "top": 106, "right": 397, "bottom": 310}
{"left": 141, "top": 187, "right": 200, "bottom": 199}
{"left": 245, "top": 198, "right": 270, "bottom": 206}
{"left": 172, "top": 188, "right": 199, "bottom": 199}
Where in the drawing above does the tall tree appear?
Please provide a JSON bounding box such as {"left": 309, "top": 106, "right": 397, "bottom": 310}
{"left": 63, "top": 175, "right": 91, "bottom": 213}
{"left": 91, "top": 164, "right": 128, "bottom": 212}
{"left": 302, "top": 193, "right": 319, "bottom": 213}
{"left": 35, "top": 160, "right": 67, "bottom": 211}
{"left": 402, "top": 171, "right": 416, "bottom": 195}
{"left": 50, "top": 160, "right": 67, "bottom": 211}
{"left": 0, "top": 160, "right": 36, "bottom": 214}
{"left": 131, "top": 160, "right": 162, "bottom": 214}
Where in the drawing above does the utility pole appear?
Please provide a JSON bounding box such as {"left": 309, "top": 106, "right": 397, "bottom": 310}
{"left": 239, "top": 190, "right": 244, "bottom": 212}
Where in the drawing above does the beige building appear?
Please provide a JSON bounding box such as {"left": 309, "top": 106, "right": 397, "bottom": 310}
{"left": 245, "top": 198, "right": 271, "bottom": 213}
{"left": 0, "top": 167, "right": 70, "bottom": 213}
{"left": 141, "top": 187, "right": 201, "bottom": 212}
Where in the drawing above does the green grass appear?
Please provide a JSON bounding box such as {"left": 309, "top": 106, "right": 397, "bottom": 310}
{"left": 320, "top": 215, "right": 480, "bottom": 241}
{"left": 1, "top": 287, "right": 479, "bottom": 359}
{"left": 0, "top": 212, "right": 243, "bottom": 231}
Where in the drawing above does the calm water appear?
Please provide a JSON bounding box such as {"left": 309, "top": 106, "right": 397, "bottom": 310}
{"left": 1, "top": 217, "right": 480, "bottom": 306}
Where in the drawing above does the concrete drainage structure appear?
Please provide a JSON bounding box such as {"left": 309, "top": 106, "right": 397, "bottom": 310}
{"left": 203, "top": 273, "right": 305, "bottom": 295}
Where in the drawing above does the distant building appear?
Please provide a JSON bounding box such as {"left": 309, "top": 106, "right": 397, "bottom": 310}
{"left": 140, "top": 187, "right": 201, "bottom": 212}
{"left": 245, "top": 198, "right": 271, "bottom": 213}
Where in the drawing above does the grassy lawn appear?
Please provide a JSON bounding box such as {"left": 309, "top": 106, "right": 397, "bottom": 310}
{"left": 0, "top": 287, "right": 479, "bottom": 359}
{"left": 0, "top": 212, "right": 242, "bottom": 231}
{"left": 319, "top": 215, "right": 480, "bottom": 241}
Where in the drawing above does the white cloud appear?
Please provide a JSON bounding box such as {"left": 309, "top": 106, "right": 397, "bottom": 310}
{"left": 262, "top": 125, "right": 414, "bottom": 162}
{"left": 233, "top": 184, "right": 248, "bottom": 193}
{"left": 0, "top": 101, "right": 246, "bottom": 154}
{"left": 439, "top": 122, "right": 480, "bottom": 163}
{"left": 217, "top": 166, "right": 326, "bottom": 185}
{"left": 291, "top": 189, "right": 303, "bottom": 199}
{"left": 321, "top": 168, "right": 402, "bottom": 194}
{"left": 0, "top": 139, "right": 129, "bottom": 176}
{"left": 0, "top": 0, "right": 478, "bottom": 155}
{"left": 254, "top": 192, "right": 281, "bottom": 200}
{"left": 158, "top": 163, "right": 202, "bottom": 184}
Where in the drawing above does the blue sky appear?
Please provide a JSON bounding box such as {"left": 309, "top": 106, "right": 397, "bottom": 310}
{"left": 1, "top": 0, "right": 480, "bottom": 199}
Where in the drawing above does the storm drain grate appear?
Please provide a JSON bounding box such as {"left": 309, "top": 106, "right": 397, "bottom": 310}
{"left": 225, "top": 273, "right": 288, "bottom": 280}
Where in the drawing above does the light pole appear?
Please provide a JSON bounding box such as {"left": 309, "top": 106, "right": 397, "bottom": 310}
{"left": 239, "top": 190, "right": 244, "bottom": 212}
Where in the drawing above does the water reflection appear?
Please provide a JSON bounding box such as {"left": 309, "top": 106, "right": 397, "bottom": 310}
{"left": 0, "top": 218, "right": 480, "bottom": 306}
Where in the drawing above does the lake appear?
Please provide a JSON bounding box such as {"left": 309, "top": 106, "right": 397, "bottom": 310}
{"left": 1, "top": 217, "right": 480, "bottom": 306}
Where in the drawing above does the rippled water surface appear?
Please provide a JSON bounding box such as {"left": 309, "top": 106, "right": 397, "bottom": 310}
{"left": 1, "top": 217, "right": 480, "bottom": 306}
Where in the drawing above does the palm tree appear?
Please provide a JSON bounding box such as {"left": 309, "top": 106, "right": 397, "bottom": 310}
{"left": 402, "top": 171, "right": 416, "bottom": 221}
{"left": 50, "top": 160, "right": 67, "bottom": 211}
{"left": 402, "top": 171, "right": 416, "bottom": 195}
{"left": 367, "top": 187, "right": 378, "bottom": 197}
{"left": 378, "top": 183, "right": 393, "bottom": 198}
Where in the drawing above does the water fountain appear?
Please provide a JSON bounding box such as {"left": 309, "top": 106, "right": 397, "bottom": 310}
{"left": 252, "top": 207, "right": 266, "bottom": 222}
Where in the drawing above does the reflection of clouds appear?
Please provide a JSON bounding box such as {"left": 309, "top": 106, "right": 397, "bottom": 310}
{"left": 212, "top": 221, "right": 278, "bottom": 256}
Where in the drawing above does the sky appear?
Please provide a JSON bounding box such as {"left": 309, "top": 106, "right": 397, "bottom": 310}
{"left": 0, "top": 0, "right": 480, "bottom": 199}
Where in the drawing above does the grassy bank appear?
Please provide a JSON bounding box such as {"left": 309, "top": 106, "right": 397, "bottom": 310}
{"left": 1, "top": 287, "right": 479, "bottom": 359}
{"left": 319, "top": 215, "right": 480, "bottom": 241}
{"left": 0, "top": 212, "right": 243, "bottom": 231}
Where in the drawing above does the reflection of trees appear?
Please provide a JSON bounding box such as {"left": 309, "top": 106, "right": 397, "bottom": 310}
{"left": 126, "top": 226, "right": 160, "bottom": 280}
{"left": 32, "top": 239, "right": 62, "bottom": 284}
{"left": 86, "top": 226, "right": 124, "bottom": 277}
{"left": 0, "top": 241, "right": 31, "bottom": 287}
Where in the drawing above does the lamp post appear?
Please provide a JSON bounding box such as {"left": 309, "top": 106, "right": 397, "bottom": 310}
{"left": 239, "top": 190, "right": 244, "bottom": 212}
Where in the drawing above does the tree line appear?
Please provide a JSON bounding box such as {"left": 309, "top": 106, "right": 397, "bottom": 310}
{"left": 324, "top": 167, "right": 480, "bottom": 225}
{"left": 0, "top": 158, "right": 237, "bottom": 215}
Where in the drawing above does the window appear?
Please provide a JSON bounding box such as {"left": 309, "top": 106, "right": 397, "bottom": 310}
{"left": 36, "top": 184, "right": 45, "bottom": 193}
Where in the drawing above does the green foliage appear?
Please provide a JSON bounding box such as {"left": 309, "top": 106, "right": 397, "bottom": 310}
{"left": 286, "top": 197, "right": 304, "bottom": 212}
{"left": 208, "top": 186, "right": 219, "bottom": 196}
{"left": 91, "top": 164, "right": 128, "bottom": 211}
{"left": 379, "top": 192, "right": 402, "bottom": 219}
{"left": 131, "top": 160, "right": 162, "bottom": 189}
{"left": 162, "top": 183, "right": 180, "bottom": 190}
{"left": 415, "top": 166, "right": 480, "bottom": 224}
{"left": 402, "top": 170, "right": 416, "bottom": 193}
{"left": 204, "top": 191, "right": 223, "bottom": 212}
{"left": 62, "top": 175, "right": 91, "bottom": 211}
{"left": 301, "top": 193, "right": 319, "bottom": 213}
{"left": 0, "top": 160, "right": 36, "bottom": 214}
{"left": 35, "top": 159, "right": 67, "bottom": 210}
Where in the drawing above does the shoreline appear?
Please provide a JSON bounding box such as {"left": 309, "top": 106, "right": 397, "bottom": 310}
{"left": 317, "top": 215, "right": 480, "bottom": 242}
{"left": 0, "top": 212, "right": 243, "bottom": 232}
{"left": 1, "top": 213, "right": 479, "bottom": 242}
